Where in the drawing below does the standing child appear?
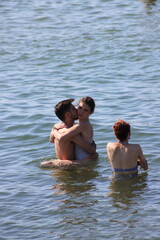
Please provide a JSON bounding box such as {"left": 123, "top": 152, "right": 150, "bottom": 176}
{"left": 107, "top": 120, "right": 148, "bottom": 178}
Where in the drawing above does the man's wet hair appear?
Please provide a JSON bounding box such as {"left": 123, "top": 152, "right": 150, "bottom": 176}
{"left": 55, "top": 99, "right": 74, "bottom": 121}
{"left": 79, "top": 96, "right": 95, "bottom": 113}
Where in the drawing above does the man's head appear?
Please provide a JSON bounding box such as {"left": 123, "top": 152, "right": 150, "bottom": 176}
{"left": 113, "top": 120, "right": 130, "bottom": 141}
{"left": 54, "top": 99, "right": 78, "bottom": 122}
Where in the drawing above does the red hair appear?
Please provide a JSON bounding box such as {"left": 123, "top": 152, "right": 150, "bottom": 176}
{"left": 113, "top": 120, "right": 130, "bottom": 141}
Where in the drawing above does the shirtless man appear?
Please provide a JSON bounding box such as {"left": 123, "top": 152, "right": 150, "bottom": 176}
{"left": 107, "top": 120, "right": 148, "bottom": 179}
{"left": 40, "top": 99, "right": 97, "bottom": 168}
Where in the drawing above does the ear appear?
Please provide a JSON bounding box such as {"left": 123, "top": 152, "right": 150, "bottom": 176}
{"left": 65, "top": 111, "right": 71, "bottom": 119}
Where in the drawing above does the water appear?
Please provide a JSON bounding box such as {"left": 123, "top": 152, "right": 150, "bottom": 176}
{"left": 0, "top": 0, "right": 160, "bottom": 239}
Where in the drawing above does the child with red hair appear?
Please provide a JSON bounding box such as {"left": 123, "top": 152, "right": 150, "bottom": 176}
{"left": 107, "top": 120, "right": 148, "bottom": 179}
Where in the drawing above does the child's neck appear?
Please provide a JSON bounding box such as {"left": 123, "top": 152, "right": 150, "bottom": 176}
{"left": 79, "top": 119, "right": 90, "bottom": 123}
{"left": 118, "top": 140, "right": 128, "bottom": 145}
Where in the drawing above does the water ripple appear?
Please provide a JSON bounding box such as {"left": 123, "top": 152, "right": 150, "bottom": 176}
{"left": 1, "top": 0, "right": 160, "bottom": 239}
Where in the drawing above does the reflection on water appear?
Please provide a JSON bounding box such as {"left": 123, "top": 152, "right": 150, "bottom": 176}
{"left": 108, "top": 173, "right": 148, "bottom": 210}
{"left": 49, "top": 166, "right": 99, "bottom": 233}
{"left": 143, "top": 0, "right": 157, "bottom": 5}
{"left": 140, "top": 0, "right": 157, "bottom": 11}
{"left": 142, "top": 0, "right": 157, "bottom": 5}
{"left": 51, "top": 164, "right": 99, "bottom": 195}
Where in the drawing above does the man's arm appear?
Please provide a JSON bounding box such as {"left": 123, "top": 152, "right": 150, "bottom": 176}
{"left": 53, "top": 129, "right": 96, "bottom": 154}
{"left": 52, "top": 124, "right": 96, "bottom": 154}
{"left": 53, "top": 123, "right": 85, "bottom": 141}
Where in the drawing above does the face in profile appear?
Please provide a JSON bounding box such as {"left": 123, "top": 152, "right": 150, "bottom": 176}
{"left": 69, "top": 104, "right": 78, "bottom": 120}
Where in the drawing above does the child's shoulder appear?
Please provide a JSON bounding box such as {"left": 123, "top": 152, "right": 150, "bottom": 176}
{"left": 107, "top": 142, "right": 117, "bottom": 149}
{"left": 79, "top": 121, "right": 92, "bottom": 128}
{"left": 129, "top": 143, "right": 141, "bottom": 148}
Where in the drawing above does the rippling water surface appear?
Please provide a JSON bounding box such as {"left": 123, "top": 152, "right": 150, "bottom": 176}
{"left": 0, "top": 0, "right": 160, "bottom": 239}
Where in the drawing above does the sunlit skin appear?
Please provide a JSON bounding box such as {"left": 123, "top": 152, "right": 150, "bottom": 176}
{"left": 53, "top": 104, "right": 78, "bottom": 130}
{"left": 54, "top": 100, "right": 94, "bottom": 145}
{"left": 40, "top": 100, "right": 97, "bottom": 168}
{"left": 50, "top": 102, "right": 95, "bottom": 160}
{"left": 106, "top": 120, "right": 148, "bottom": 175}
{"left": 78, "top": 101, "right": 92, "bottom": 122}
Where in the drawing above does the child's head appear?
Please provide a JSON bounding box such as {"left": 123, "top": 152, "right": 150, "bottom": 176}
{"left": 113, "top": 120, "right": 130, "bottom": 141}
{"left": 55, "top": 99, "right": 75, "bottom": 121}
{"left": 78, "top": 96, "right": 95, "bottom": 114}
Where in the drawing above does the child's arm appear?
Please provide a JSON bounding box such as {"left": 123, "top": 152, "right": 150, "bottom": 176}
{"left": 137, "top": 145, "right": 148, "bottom": 170}
{"left": 53, "top": 123, "right": 86, "bottom": 141}
{"left": 54, "top": 122, "right": 66, "bottom": 130}
{"left": 72, "top": 134, "right": 96, "bottom": 154}
{"left": 52, "top": 127, "right": 96, "bottom": 153}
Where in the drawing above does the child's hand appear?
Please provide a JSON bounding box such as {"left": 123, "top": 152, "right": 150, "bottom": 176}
{"left": 141, "top": 160, "right": 148, "bottom": 170}
{"left": 137, "top": 159, "right": 148, "bottom": 170}
{"left": 54, "top": 122, "right": 65, "bottom": 130}
{"left": 137, "top": 160, "right": 141, "bottom": 166}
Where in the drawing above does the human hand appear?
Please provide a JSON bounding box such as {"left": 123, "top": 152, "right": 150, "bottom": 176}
{"left": 54, "top": 122, "right": 65, "bottom": 130}
{"left": 137, "top": 159, "right": 148, "bottom": 170}
{"left": 49, "top": 128, "right": 55, "bottom": 143}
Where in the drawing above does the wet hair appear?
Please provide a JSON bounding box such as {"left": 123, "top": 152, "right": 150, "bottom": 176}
{"left": 113, "top": 120, "right": 130, "bottom": 141}
{"left": 54, "top": 99, "right": 74, "bottom": 121}
{"left": 79, "top": 96, "right": 95, "bottom": 113}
